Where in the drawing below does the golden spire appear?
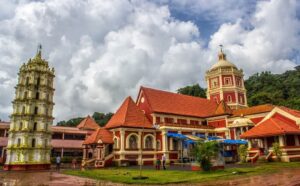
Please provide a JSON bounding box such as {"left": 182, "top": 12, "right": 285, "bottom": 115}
{"left": 218, "top": 44, "right": 226, "bottom": 61}
{"left": 36, "top": 44, "right": 42, "bottom": 58}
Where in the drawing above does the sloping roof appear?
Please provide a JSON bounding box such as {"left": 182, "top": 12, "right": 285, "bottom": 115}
{"left": 232, "top": 104, "right": 275, "bottom": 117}
{"left": 241, "top": 117, "right": 300, "bottom": 138}
{"left": 139, "top": 87, "right": 217, "bottom": 118}
{"left": 214, "top": 100, "right": 232, "bottom": 115}
{"left": 279, "top": 106, "right": 300, "bottom": 118}
{"left": 105, "top": 96, "right": 153, "bottom": 129}
{"left": 83, "top": 128, "right": 113, "bottom": 144}
{"left": 52, "top": 126, "right": 89, "bottom": 134}
{"left": 77, "top": 115, "right": 100, "bottom": 130}
{"left": 51, "top": 139, "right": 84, "bottom": 149}
{"left": 0, "top": 122, "right": 9, "bottom": 129}
{"left": 0, "top": 137, "right": 8, "bottom": 146}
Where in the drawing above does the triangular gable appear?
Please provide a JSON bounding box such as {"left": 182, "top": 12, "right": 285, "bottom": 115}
{"left": 105, "top": 96, "right": 153, "bottom": 129}
{"left": 214, "top": 100, "right": 232, "bottom": 115}
{"left": 83, "top": 128, "right": 113, "bottom": 144}
{"left": 258, "top": 107, "right": 300, "bottom": 125}
{"left": 77, "top": 115, "right": 100, "bottom": 130}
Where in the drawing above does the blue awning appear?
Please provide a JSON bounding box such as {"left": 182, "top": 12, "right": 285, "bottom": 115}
{"left": 167, "top": 132, "right": 187, "bottom": 139}
{"left": 221, "top": 139, "right": 248, "bottom": 145}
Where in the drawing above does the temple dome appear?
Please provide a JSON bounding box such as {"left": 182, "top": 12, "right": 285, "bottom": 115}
{"left": 209, "top": 50, "right": 237, "bottom": 70}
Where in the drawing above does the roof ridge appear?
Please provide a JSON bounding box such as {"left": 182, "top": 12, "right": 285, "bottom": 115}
{"left": 123, "top": 96, "right": 132, "bottom": 125}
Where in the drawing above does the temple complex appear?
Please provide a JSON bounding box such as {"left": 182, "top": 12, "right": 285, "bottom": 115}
{"left": 1, "top": 47, "right": 300, "bottom": 169}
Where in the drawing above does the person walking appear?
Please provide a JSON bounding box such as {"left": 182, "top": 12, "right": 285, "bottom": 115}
{"left": 162, "top": 154, "right": 166, "bottom": 170}
{"left": 56, "top": 155, "right": 61, "bottom": 171}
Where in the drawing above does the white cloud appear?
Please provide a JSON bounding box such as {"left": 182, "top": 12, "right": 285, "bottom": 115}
{"left": 0, "top": 0, "right": 299, "bottom": 122}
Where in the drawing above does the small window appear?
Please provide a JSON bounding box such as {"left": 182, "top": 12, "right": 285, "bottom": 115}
{"left": 113, "top": 138, "right": 118, "bottom": 149}
{"left": 227, "top": 95, "right": 232, "bottom": 102}
{"left": 44, "top": 139, "right": 47, "bottom": 148}
{"left": 45, "top": 123, "right": 48, "bottom": 130}
{"left": 145, "top": 136, "right": 153, "bottom": 149}
{"left": 37, "top": 77, "right": 40, "bottom": 86}
{"left": 22, "top": 106, "right": 26, "bottom": 114}
{"left": 32, "top": 138, "right": 36, "bottom": 147}
{"left": 156, "top": 117, "right": 161, "bottom": 124}
{"left": 240, "top": 96, "right": 243, "bottom": 103}
{"left": 36, "top": 92, "right": 39, "bottom": 99}
{"left": 24, "top": 91, "right": 28, "bottom": 99}
{"left": 19, "top": 122, "right": 23, "bottom": 130}
{"left": 33, "top": 122, "right": 37, "bottom": 131}
{"left": 34, "top": 107, "right": 38, "bottom": 114}
{"left": 129, "top": 135, "right": 138, "bottom": 149}
{"left": 17, "top": 138, "right": 21, "bottom": 147}
{"left": 177, "top": 119, "right": 187, "bottom": 124}
{"left": 190, "top": 120, "right": 199, "bottom": 125}
{"left": 165, "top": 117, "right": 174, "bottom": 123}
{"left": 26, "top": 77, "right": 29, "bottom": 85}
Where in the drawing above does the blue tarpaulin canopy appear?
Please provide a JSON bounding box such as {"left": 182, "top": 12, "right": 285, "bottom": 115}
{"left": 221, "top": 139, "right": 247, "bottom": 145}
{"left": 167, "top": 132, "right": 187, "bottom": 139}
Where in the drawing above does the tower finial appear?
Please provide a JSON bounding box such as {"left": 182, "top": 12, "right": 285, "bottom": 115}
{"left": 36, "top": 43, "right": 42, "bottom": 58}
{"left": 218, "top": 44, "right": 226, "bottom": 60}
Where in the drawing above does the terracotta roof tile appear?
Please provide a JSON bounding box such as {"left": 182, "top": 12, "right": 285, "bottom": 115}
{"left": 51, "top": 139, "right": 84, "bottom": 148}
{"left": 83, "top": 128, "right": 113, "bottom": 144}
{"left": 77, "top": 115, "right": 100, "bottom": 130}
{"left": 241, "top": 117, "right": 300, "bottom": 138}
{"left": 232, "top": 104, "right": 274, "bottom": 117}
{"left": 105, "top": 96, "right": 152, "bottom": 129}
{"left": 214, "top": 100, "right": 232, "bottom": 115}
{"left": 279, "top": 106, "right": 300, "bottom": 118}
{"left": 140, "top": 87, "right": 217, "bottom": 117}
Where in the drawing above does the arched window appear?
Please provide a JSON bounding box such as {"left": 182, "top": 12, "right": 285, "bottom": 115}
{"left": 36, "top": 92, "right": 39, "bottom": 99}
{"left": 17, "top": 138, "right": 21, "bottom": 147}
{"left": 34, "top": 107, "right": 38, "bottom": 114}
{"left": 129, "top": 135, "right": 138, "bottom": 149}
{"left": 32, "top": 138, "right": 36, "bottom": 147}
{"left": 113, "top": 138, "right": 119, "bottom": 149}
{"left": 24, "top": 91, "right": 28, "bottom": 99}
{"left": 227, "top": 95, "right": 232, "bottom": 102}
{"left": 19, "top": 122, "right": 23, "bottom": 130}
{"left": 145, "top": 136, "right": 153, "bottom": 149}
{"left": 33, "top": 122, "right": 37, "bottom": 131}
{"left": 37, "top": 77, "right": 40, "bottom": 86}
{"left": 22, "top": 106, "right": 26, "bottom": 114}
{"left": 44, "top": 139, "right": 47, "bottom": 148}
{"left": 26, "top": 77, "right": 29, "bottom": 85}
{"left": 156, "top": 140, "right": 161, "bottom": 150}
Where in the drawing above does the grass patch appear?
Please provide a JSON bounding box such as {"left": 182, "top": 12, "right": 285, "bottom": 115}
{"left": 63, "top": 162, "right": 300, "bottom": 184}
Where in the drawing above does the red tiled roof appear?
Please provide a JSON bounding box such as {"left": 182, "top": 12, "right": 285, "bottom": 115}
{"left": 51, "top": 139, "right": 84, "bottom": 148}
{"left": 232, "top": 104, "right": 274, "bottom": 117}
{"left": 83, "top": 128, "right": 113, "bottom": 144}
{"left": 241, "top": 117, "right": 300, "bottom": 138}
{"left": 105, "top": 96, "right": 153, "bottom": 129}
{"left": 52, "top": 126, "right": 89, "bottom": 134}
{"left": 279, "top": 106, "right": 300, "bottom": 118}
{"left": 139, "top": 87, "right": 217, "bottom": 117}
{"left": 214, "top": 100, "right": 232, "bottom": 115}
{"left": 77, "top": 115, "right": 100, "bottom": 130}
{"left": 0, "top": 122, "right": 9, "bottom": 129}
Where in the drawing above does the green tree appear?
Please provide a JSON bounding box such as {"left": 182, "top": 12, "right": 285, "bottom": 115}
{"left": 92, "top": 112, "right": 114, "bottom": 127}
{"left": 272, "top": 142, "right": 282, "bottom": 161}
{"left": 193, "top": 141, "right": 219, "bottom": 171}
{"left": 237, "top": 144, "right": 248, "bottom": 163}
{"left": 177, "top": 84, "right": 206, "bottom": 98}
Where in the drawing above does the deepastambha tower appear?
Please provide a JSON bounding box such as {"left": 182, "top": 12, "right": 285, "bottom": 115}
{"left": 206, "top": 47, "right": 247, "bottom": 109}
{"left": 4, "top": 46, "right": 55, "bottom": 170}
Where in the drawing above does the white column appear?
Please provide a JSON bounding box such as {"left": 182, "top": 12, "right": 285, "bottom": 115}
{"left": 279, "top": 135, "right": 285, "bottom": 147}
{"left": 61, "top": 148, "right": 64, "bottom": 157}
{"left": 248, "top": 140, "right": 252, "bottom": 149}
{"left": 120, "top": 130, "right": 125, "bottom": 151}
{"left": 162, "top": 130, "right": 169, "bottom": 161}
{"left": 295, "top": 135, "right": 299, "bottom": 146}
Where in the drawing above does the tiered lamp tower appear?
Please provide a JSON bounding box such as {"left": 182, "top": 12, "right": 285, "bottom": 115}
{"left": 4, "top": 46, "right": 55, "bottom": 170}
{"left": 206, "top": 46, "right": 247, "bottom": 110}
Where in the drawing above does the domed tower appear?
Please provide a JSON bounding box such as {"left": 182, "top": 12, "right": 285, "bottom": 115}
{"left": 205, "top": 47, "right": 247, "bottom": 110}
{"left": 4, "top": 45, "right": 55, "bottom": 170}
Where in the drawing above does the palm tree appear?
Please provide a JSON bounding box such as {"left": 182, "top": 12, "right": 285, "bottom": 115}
{"left": 193, "top": 141, "right": 219, "bottom": 171}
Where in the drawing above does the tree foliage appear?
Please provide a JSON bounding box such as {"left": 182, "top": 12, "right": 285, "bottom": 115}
{"left": 193, "top": 141, "right": 219, "bottom": 171}
{"left": 245, "top": 66, "right": 300, "bottom": 110}
{"left": 237, "top": 144, "right": 248, "bottom": 163}
{"left": 177, "top": 84, "right": 206, "bottom": 98}
{"left": 272, "top": 142, "right": 282, "bottom": 161}
{"left": 57, "top": 112, "right": 114, "bottom": 127}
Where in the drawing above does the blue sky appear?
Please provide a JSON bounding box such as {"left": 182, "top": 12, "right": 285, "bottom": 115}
{"left": 0, "top": 0, "right": 299, "bottom": 122}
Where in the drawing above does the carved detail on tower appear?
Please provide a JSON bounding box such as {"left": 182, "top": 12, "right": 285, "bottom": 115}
{"left": 5, "top": 46, "right": 55, "bottom": 170}
{"left": 205, "top": 48, "right": 247, "bottom": 110}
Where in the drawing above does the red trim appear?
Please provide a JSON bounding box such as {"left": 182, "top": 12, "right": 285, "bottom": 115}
{"left": 3, "top": 164, "right": 50, "bottom": 171}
